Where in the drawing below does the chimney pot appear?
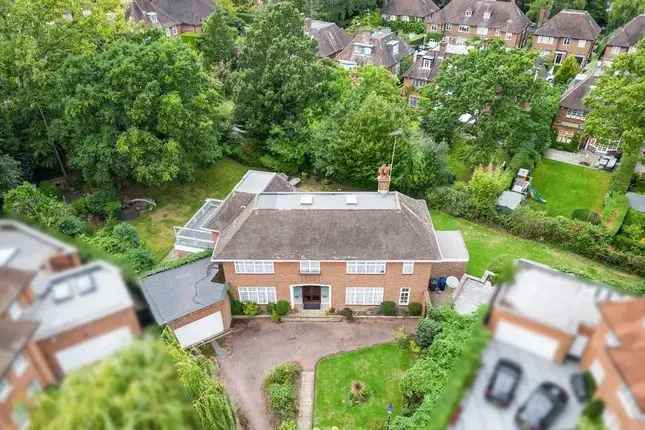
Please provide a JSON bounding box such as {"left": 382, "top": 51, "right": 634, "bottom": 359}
{"left": 377, "top": 164, "right": 392, "bottom": 193}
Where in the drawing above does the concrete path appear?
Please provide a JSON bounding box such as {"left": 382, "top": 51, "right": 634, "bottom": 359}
{"left": 298, "top": 371, "right": 315, "bottom": 430}
{"left": 544, "top": 148, "right": 599, "bottom": 168}
{"left": 216, "top": 318, "right": 417, "bottom": 430}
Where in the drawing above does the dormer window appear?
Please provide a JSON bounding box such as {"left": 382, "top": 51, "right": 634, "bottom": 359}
{"left": 465, "top": 8, "right": 472, "bottom": 17}
{"left": 483, "top": 11, "right": 491, "bottom": 20}
{"left": 354, "top": 44, "right": 372, "bottom": 56}
{"left": 422, "top": 57, "right": 433, "bottom": 69}
{"left": 147, "top": 12, "right": 158, "bottom": 24}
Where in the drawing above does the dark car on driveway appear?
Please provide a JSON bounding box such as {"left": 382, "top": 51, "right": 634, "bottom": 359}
{"left": 485, "top": 359, "right": 523, "bottom": 407}
{"left": 515, "top": 382, "right": 569, "bottom": 430}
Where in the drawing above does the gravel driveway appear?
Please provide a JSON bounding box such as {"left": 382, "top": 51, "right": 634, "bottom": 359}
{"left": 216, "top": 318, "right": 417, "bottom": 430}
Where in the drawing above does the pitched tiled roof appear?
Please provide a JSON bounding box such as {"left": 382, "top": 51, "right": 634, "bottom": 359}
{"left": 382, "top": 0, "right": 439, "bottom": 18}
{"left": 534, "top": 9, "right": 601, "bottom": 40}
{"left": 606, "top": 14, "right": 645, "bottom": 48}
{"left": 427, "top": 0, "right": 530, "bottom": 34}
{"left": 559, "top": 73, "right": 598, "bottom": 111}
{"left": 305, "top": 19, "right": 352, "bottom": 58}
{"left": 336, "top": 28, "right": 412, "bottom": 68}
{"left": 403, "top": 46, "right": 451, "bottom": 82}
{"left": 0, "top": 267, "right": 35, "bottom": 315}
{"left": 128, "top": 0, "right": 215, "bottom": 27}
{"left": 0, "top": 319, "right": 38, "bottom": 378}
{"left": 608, "top": 347, "right": 645, "bottom": 411}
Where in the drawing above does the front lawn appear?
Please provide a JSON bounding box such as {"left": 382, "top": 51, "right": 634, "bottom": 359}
{"left": 431, "top": 211, "right": 644, "bottom": 293}
{"left": 314, "top": 343, "right": 416, "bottom": 430}
{"left": 128, "top": 158, "right": 251, "bottom": 261}
{"left": 529, "top": 159, "right": 612, "bottom": 218}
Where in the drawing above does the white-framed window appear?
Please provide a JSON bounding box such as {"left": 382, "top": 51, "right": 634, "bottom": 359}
{"left": 556, "top": 132, "right": 572, "bottom": 143}
{"left": 618, "top": 384, "right": 645, "bottom": 420}
{"left": 402, "top": 262, "right": 415, "bottom": 274}
{"left": 401, "top": 15, "right": 409, "bottom": 22}
{"left": 238, "top": 287, "right": 277, "bottom": 304}
{"left": 300, "top": 260, "right": 320, "bottom": 274}
{"left": 8, "top": 301, "right": 22, "bottom": 320}
{"left": 577, "top": 39, "right": 586, "bottom": 48}
{"left": 346, "top": 261, "right": 386, "bottom": 274}
{"left": 354, "top": 44, "right": 372, "bottom": 55}
{"left": 566, "top": 109, "right": 586, "bottom": 120}
{"left": 563, "top": 37, "right": 571, "bottom": 45}
{"left": 611, "top": 46, "right": 622, "bottom": 54}
{"left": 345, "top": 287, "right": 384, "bottom": 305}
{"left": 398, "top": 288, "right": 410, "bottom": 305}
{"left": 483, "top": 11, "right": 491, "bottom": 20}
{"left": 12, "top": 354, "right": 28, "bottom": 376}
{"left": 234, "top": 260, "right": 274, "bottom": 274}
{"left": 590, "top": 359, "right": 605, "bottom": 384}
{"left": 422, "top": 57, "right": 433, "bottom": 69}
{"left": 412, "top": 78, "right": 425, "bottom": 87}
{"left": 554, "top": 51, "right": 566, "bottom": 65}
{"left": 445, "top": 23, "right": 452, "bottom": 31}
{"left": 505, "top": 32, "right": 512, "bottom": 40}
{"left": 458, "top": 25, "right": 469, "bottom": 33}
{"left": 0, "top": 379, "right": 12, "bottom": 401}
{"left": 537, "top": 36, "right": 554, "bottom": 44}
{"left": 477, "top": 26, "right": 487, "bottom": 35}
{"left": 27, "top": 380, "right": 41, "bottom": 398}
{"left": 465, "top": 8, "right": 472, "bottom": 17}
{"left": 146, "top": 11, "right": 158, "bottom": 24}
{"left": 430, "top": 24, "right": 440, "bottom": 31}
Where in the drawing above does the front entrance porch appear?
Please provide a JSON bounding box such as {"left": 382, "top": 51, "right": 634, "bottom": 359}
{"left": 291, "top": 285, "right": 331, "bottom": 311}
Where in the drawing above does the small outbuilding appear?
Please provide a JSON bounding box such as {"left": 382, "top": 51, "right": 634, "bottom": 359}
{"left": 496, "top": 190, "right": 524, "bottom": 211}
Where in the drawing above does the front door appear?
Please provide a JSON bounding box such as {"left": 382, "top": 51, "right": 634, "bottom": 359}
{"left": 302, "top": 285, "right": 321, "bottom": 310}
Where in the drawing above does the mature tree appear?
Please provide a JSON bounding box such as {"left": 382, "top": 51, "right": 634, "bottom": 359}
{"left": 420, "top": 41, "right": 560, "bottom": 165}
{"left": 312, "top": 66, "right": 452, "bottom": 194}
{"left": 527, "top": 0, "right": 607, "bottom": 27}
{"left": 232, "top": 1, "right": 330, "bottom": 143}
{"left": 585, "top": 41, "right": 645, "bottom": 159}
{"left": 199, "top": 10, "right": 239, "bottom": 68}
{"left": 608, "top": 0, "right": 645, "bottom": 30}
{"left": 299, "top": 0, "right": 379, "bottom": 24}
{"left": 0, "top": 154, "right": 22, "bottom": 198}
{"left": 59, "top": 30, "right": 231, "bottom": 188}
{"left": 0, "top": 0, "right": 128, "bottom": 179}
{"left": 554, "top": 55, "right": 581, "bottom": 86}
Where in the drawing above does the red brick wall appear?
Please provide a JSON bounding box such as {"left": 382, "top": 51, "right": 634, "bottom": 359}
{"left": 428, "top": 24, "right": 526, "bottom": 48}
{"left": 35, "top": 307, "right": 141, "bottom": 379}
{"left": 532, "top": 36, "right": 595, "bottom": 64}
{"left": 168, "top": 296, "right": 232, "bottom": 332}
{"left": 552, "top": 106, "right": 586, "bottom": 140}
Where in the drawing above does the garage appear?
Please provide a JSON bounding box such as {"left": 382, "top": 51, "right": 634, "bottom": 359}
{"left": 56, "top": 327, "right": 134, "bottom": 373}
{"left": 174, "top": 311, "right": 224, "bottom": 348}
{"left": 494, "top": 320, "right": 560, "bottom": 361}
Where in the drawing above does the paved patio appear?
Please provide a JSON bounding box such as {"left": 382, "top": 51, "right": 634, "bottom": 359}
{"left": 544, "top": 148, "right": 600, "bottom": 168}
{"left": 453, "top": 340, "right": 584, "bottom": 430}
{"left": 215, "top": 318, "right": 417, "bottom": 430}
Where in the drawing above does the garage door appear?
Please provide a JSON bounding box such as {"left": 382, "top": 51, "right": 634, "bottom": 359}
{"left": 494, "top": 320, "right": 559, "bottom": 361}
{"left": 56, "top": 327, "right": 134, "bottom": 373}
{"left": 174, "top": 311, "right": 224, "bottom": 348}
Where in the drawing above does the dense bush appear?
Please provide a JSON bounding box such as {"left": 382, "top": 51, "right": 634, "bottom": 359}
{"left": 610, "top": 149, "right": 639, "bottom": 194}
{"left": 415, "top": 317, "right": 442, "bottom": 348}
{"left": 271, "top": 310, "right": 282, "bottom": 323}
{"left": 340, "top": 307, "right": 354, "bottom": 321}
{"left": 231, "top": 299, "right": 244, "bottom": 315}
{"left": 242, "top": 302, "right": 260, "bottom": 316}
{"left": 393, "top": 307, "right": 490, "bottom": 430}
{"left": 278, "top": 420, "right": 297, "bottom": 430}
{"left": 571, "top": 208, "right": 601, "bottom": 225}
{"left": 582, "top": 398, "right": 605, "bottom": 420}
{"left": 264, "top": 362, "right": 301, "bottom": 427}
{"left": 4, "top": 182, "right": 74, "bottom": 230}
{"left": 386, "top": 20, "right": 425, "bottom": 34}
{"left": 601, "top": 192, "right": 630, "bottom": 235}
{"left": 378, "top": 301, "right": 397, "bottom": 316}
{"left": 407, "top": 302, "right": 422, "bottom": 316}
{"left": 77, "top": 189, "right": 122, "bottom": 220}
{"left": 275, "top": 300, "right": 291, "bottom": 316}
{"left": 81, "top": 223, "right": 154, "bottom": 273}
{"left": 57, "top": 215, "right": 87, "bottom": 236}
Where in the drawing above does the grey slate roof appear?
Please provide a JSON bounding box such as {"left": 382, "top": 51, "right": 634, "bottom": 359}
{"left": 305, "top": 19, "right": 352, "bottom": 58}
{"left": 560, "top": 73, "right": 598, "bottom": 111}
{"left": 127, "top": 0, "right": 215, "bottom": 27}
{"left": 427, "top": 0, "right": 530, "bottom": 34}
{"left": 0, "top": 267, "right": 35, "bottom": 315}
{"left": 606, "top": 14, "right": 645, "bottom": 48}
{"left": 140, "top": 258, "right": 227, "bottom": 324}
{"left": 212, "top": 192, "right": 443, "bottom": 260}
{"left": 436, "top": 231, "right": 469, "bottom": 260}
{"left": 0, "top": 319, "right": 38, "bottom": 378}
{"left": 382, "top": 0, "right": 439, "bottom": 18}
{"left": 534, "top": 9, "right": 601, "bottom": 40}
{"left": 336, "top": 28, "right": 412, "bottom": 68}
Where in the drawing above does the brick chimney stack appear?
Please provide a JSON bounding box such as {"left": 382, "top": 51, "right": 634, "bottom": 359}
{"left": 377, "top": 164, "right": 391, "bottom": 193}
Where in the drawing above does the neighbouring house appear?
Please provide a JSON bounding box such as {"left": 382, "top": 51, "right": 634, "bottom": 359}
{"left": 126, "top": 0, "right": 215, "bottom": 36}
{"left": 335, "top": 28, "right": 413, "bottom": 74}
{"left": 532, "top": 9, "right": 601, "bottom": 66}
{"left": 140, "top": 258, "right": 231, "bottom": 348}
{"left": 381, "top": 0, "right": 439, "bottom": 22}
{"left": 552, "top": 69, "right": 621, "bottom": 154}
{"left": 0, "top": 220, "right": 140, "bottom": 430}
{"left": 425, "top": 0, "right": 531, "bottom": 53}
{"left": 402, "top": 41, "right": 450, "bottom": 107}
{"left": 602, "top": 14, "right": 645, "bottom": 63}
{"left": 304, "top": 18, "right": 352, "bottom": 59}
{"left": 488, "top": 260, "right": 645, "bottom": 430}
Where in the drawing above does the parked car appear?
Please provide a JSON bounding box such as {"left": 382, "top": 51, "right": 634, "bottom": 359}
{"left": 485, "top": 359, "right": 523, "bottom": 407}
{"left": 515, "top": 382, "right": 569, "bottom": 430}
{"left": 570, "top": 372, "right": 590, "bottom": 403}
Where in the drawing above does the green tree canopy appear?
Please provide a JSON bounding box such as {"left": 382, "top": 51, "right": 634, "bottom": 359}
{"left": 608, "top": 0, "right": 645, "bottom": 30}
{"left": 299, "top": 0, "right": 379, "bottom": 24}
{"left": 199, "top": 9, "right": 239, "bottom": 68}
{"left": 554, "top": 55, "right": 582, "bottom": 86}
{"left": 420, "top": 41, "right": 560, "bottom": 165}
{"left": 59, "top": 30, "right": 231, "bottom": 188}
{"left": 0, "top": 154, "right": 22, "bottom": 199}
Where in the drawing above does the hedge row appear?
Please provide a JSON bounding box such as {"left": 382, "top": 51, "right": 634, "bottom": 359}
{"left": 427, "top": 187, "right": 645, "bottom": 279}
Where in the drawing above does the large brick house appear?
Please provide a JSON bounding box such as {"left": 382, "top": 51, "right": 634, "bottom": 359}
{"left": 532, "top": 9, "right": 601, "bottom": 66}
{"left": 381, "top": 0, "right": 439, "bottom": 22}
{"left": 425, "top": 0, "right": 531, "bottom": 52}
{"left": 0, "top": 220, "right": 140, "bottom": 430}
{"left": 126, "top": 0, "right": 215, "bottom": 36}
{"left": 489, "top": 260, "right": 645, "bottom": 430}
{"left": 304, "top": 18, "right": 352, "bottom": 59}
{"left": 335, "top": 28, "right": 413, "bottom": 74}
{"left": 602, "top": 14, "right": 645, "bottom": 63}
{"left": 403, "top": 41, "right": 451, "bottom": 107}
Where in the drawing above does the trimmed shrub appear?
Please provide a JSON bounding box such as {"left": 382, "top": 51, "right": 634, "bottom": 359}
{"left": 407, "top": 302, "right": 422, "bottom": 316}
{"left": 415, "top": 317, "right": 442, "bottom": 348}
{"left": 610, "top": 150, "right": 638, "bottom": 194}
{"left": 85, "top": 189, "right": 122, "bottom": 219}
{"left": 339, "top": 307, "right": 354, "bottom": 322}
{"left": 378, "top": 301, "right": 397, "bottom": 316}
{"left": 571, "top": 208, "right": 601, "bottom": 225}
{"left": 275, "top": 300, "right": 290, "bottom": 316}
{"left": 58, "top": 215, "right": 87, "bottom": 236}
{"left": 231, "top": 299, "right": 244, "bottom": 315}
{"left": 242, "top": 302, "right": 259, "bottom": 316}
{"left": 602, "top": 193, "right": 630, "bottom": 236}
{"left": 271, "top": 310, "right": 281, "bottom": 323}
{"left": 266, "top": 363, "right": 301, "bottom": 385}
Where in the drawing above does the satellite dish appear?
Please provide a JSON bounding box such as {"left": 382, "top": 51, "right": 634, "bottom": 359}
{"left": 446, "top": 276, "right": 459, "bottom": 290}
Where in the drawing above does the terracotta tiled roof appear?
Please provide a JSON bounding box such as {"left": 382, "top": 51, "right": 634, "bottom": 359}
{"left": 534, "top": 9, "right": 601, "bottom": 41}
{"left": 607, "top": 347, "right": 645, "bottom": 411}
{"left": 427, "top": 0, "right": 530, "bottom": 34}
{"left": 382, "top": 0, "right": 439, "bottom": 18}
{"left": 606, "top": 14, "right": 645, "bottom": 49}
{"left": 600, "top": 299, "right": 645, "bottom": 347}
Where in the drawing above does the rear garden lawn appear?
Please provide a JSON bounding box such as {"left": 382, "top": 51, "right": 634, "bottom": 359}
{"left": 128, "top": 158, "right": 251, "bottom": 261}
{"left": 431, "top": 211, "right": 644, "bottom": 294}
{"left": 314, "top": 342, "right": 416, "bottom": 430}
{"left": 529, "top": 159, "right": 612, "bottom": 218}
